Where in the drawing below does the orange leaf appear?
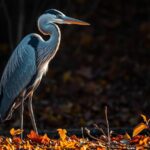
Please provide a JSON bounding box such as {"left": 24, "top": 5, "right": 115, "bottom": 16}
{"left": 10, "top": 128, "right": 23, "bottom": 136}
{"left": 97, "top": 148, "right": 105, "bottom": 150}
{"left": 133, "top": 123, "right": 148, "bottom": 137}
{"left": 12, "top": 137, "right": 22, "bottom": 143}
{"left": 141, "top": 114, "right": 147, "bottom": 123}
{"left": 27, "top": 131, "right": 51, "bottom": 145}
{"left": 27, "top": 130, "right": 41, "bottom": 143}
{"left": 41, "top": 134, "right": 50, "bottom": 145}
{"left": 57, "top": 129, "right": 67, "bottom": 141}
{"left": 124, "top": 132, "right": 131, "bottom": 140}
{"left": 80, "top": 145, "right": 88, "bottom": 150}
{"left": 27, "top": 130, "right": 38, "bottom": 139}
{"left": 23, "top": 141, "right": 33, "bottom": 149}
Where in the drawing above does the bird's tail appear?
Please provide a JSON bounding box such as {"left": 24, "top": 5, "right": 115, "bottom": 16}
{"left": 0, "top": 89, "right": 11, "bottom": 123}
{"left": 0, "top": 94, "right": 17, "bottom": 123}
{"left": 0, "top": 86, "right": 4, "bottom": 123}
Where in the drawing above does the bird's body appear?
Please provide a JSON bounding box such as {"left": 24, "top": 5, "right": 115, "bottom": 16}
{"left": 0, "top": 9, "right": 89, "bottom": 133}
{"left": 0, "top": 18, "right": 61, "bottom": 121}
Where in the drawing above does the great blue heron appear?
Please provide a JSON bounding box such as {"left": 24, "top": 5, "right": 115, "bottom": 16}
{"left": 0, "top": 9, "right": 89, "bottom": 134}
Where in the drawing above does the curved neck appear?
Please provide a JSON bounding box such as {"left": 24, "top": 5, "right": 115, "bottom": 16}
{"left": 44, "top": 23, "right": 61, "bottom": 50}
{"left": 37, "top": 23, "right": 61, "bottom": 67}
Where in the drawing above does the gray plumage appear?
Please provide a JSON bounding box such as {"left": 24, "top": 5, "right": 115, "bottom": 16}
{"left": 0, "top": 36, "right": 36, "bottom": 119}
{"left": 0, "top": 9, "right": 89, "bottom": 133}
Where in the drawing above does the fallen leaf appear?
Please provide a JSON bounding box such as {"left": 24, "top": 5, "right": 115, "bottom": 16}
{"left": 124, "top": 132, "right": 131, "bottom": 140}
{"left": 27, "top": 130, "right": 41, "bottom": 143}
{"left": 10, "top": 128, "right": 23, "bottom": 136}
{"left": 57, "top": 129, "right": 67, "bottom": 141}
{"left": 133, "top": 123, "right": 148, "bottom": 137}
{"left": 141, "top": 114, "right": 147, "bottom": 124}
{"left": 41, "top": 134, "right": 50, "bottom": 145}
{"left": 12, "top": 137, "right": 22, "bottom": 144}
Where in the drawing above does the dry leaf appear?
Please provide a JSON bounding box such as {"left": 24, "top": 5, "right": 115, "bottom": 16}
{"left": 60, "top": 140, "right": 76, "bottom": 149}
{"left": 141, "top": 114, "right": 147, "bottom": 124}
{"left": 133, "top": 123, "right": 148, "bottom": 137}
{"left": 27, "top": 130, "right": 38, "bottom": 139}
{"left": 80, "top": 145, "right": 88, "bottom": 150}
{"left": 41, "top": 134, "right": 50, "bottom": 145}
{"left": 23, "top": 141, "right": 33, "bottom": 149}
{"left": 12, "top": 137, "right": 22, "bottom": 143}
{"left": 97, "top": 148, "right": 105, "bottom": 150}
{"left": 124, "top": 132, "right": 131, "bottom": 140}
{"left": 10, "top": 128, "right": 23, "bottom": 136}
{"left": 27, "top": 130, "right": 42, "bottom": 143}
{"left": 57, "top": 129, "right": 67, "bottom": 141}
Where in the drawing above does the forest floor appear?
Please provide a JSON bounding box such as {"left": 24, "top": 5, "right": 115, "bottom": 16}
{"left": 0, "top": 113, "right": 150, "bottom": 149}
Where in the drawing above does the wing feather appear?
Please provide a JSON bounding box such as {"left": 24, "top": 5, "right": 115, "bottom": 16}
{"left": 0, "top": 35, "right": 36, "bottom": 119}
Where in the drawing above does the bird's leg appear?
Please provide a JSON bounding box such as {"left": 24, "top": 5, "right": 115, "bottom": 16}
{"left": 20, "top": 92, "right": 25, "bottom": 139}
{"left": 28, "top": 92, "right": 38, "bottom": 134}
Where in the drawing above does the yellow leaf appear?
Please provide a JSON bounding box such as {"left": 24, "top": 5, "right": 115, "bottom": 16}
{"left": 57, "top": 129, "right": 67, "bottom": 141}
{"left": 60, "top": 140, "right": 76, "bottom": 149}
{"left": 10, "top": 128, "right": 23, "bottom": 136}
{"left": 141, "top": 114, "right": 147, "bottom": 123}
{"left": 80, "top": 145, "right": 88, "bottom": 150}
{"left": 133, "top": 123, "right": 148, "bottom": 137}
{"left": 124, "top": 132, "right": 131, "bottom": 140}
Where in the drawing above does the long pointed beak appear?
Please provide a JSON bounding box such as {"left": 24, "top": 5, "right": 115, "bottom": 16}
{"left": 62, "top": 16, "right": 90, "bottom": 26}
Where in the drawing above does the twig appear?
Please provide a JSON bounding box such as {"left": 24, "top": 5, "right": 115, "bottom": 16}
{"left": 94, "top": 124, "right": 107, "bottom": 137}
{"left": 85, "top": 127, "right": 106, "bottom": 147}
{"left": 105, "top": 106, "right": 111, "bottom": 149}
{"left": 81, "top": 127, "right": 84, "bottom": 139}
{"left": 85, "top": 127, "right": 102, "bottom": 141}
{"left": 1, "top": 0, "right": 13, "bottom": 50}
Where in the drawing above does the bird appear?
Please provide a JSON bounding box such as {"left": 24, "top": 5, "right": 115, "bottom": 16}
{"left": 0, "top": 9, "right": 89, "bottom": 134}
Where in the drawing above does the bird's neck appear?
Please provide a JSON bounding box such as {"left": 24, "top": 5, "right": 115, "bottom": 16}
{"left": 37, "top": 23, "right": 61, "bottom": 67}
{"left": 47, "top": 24, "right": 61, "bottom": 54}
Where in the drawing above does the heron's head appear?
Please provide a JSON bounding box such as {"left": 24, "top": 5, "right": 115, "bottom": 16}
{"left": 38, "top": 9, "right": 90, "bottom": 26}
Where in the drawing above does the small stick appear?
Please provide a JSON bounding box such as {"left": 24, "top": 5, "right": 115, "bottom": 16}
{"left": 81, "top": 127, "right": 85, "bottom": 139}
{"left": 94, "top": 124, "right": 107, "bottom": 137}
{"left": 105, "top": 106, "right": 111, "bottom": 148}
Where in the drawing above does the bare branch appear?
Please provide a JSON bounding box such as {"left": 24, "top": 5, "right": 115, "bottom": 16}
{"left": 105, "top": 106, "right": 111, "bottom": 148}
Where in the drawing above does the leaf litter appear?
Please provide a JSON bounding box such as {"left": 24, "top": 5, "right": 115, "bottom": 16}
{"left": 0, "top": 113, "right": 150, "bottom": 149}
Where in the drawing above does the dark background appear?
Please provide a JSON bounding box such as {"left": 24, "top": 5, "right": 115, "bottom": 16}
{"left": 0, "top": 0, "right": 150, "bottom": 132}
